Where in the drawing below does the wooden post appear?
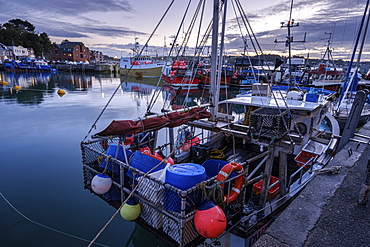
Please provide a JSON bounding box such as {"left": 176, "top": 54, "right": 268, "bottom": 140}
{"left": 279, "top": 151, "right": 287, "bottom": 197}
{"left": 258, "top": 146, "right": 275, "bottom": 212}
{"left": 359, "top": 159, "right": 370, "bottom": 205}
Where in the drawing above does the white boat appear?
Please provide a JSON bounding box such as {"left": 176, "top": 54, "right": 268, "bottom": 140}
{"left": 81, "top": 1, "right": 341, "bottom": 246}
{"left": 119, "top": 40, "right": 166, "bottom": 77}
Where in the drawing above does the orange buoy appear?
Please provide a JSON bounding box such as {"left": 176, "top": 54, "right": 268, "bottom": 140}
{"left": 57, "top": 89, "right": 65, "bottom": 96}
{"left": 194, "top": 198, "right": 226, "bottom": 239}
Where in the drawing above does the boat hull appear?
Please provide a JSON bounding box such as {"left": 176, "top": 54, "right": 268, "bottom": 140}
{"left": 120, "top": 66, "right": 163, "bottom": 78}
{"left": 162, "top": 74, "right": 201, "bottom": 86}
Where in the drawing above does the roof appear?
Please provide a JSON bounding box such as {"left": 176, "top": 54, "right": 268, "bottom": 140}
{"left": 58, "top": 42, "right": 85, "bottom": 53}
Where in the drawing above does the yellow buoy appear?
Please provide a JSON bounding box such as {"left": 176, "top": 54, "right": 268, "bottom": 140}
{"left": 2, "top": 81, "right": 8, "bottom": 86}
{"left": 14, "top": 85, "right": 22, "bottom": 91}
{"left": 120, "top": 198, "right": 141, "bottom": 221}
{"left": 57, "top": 89, "right": 66, "bottom": 97}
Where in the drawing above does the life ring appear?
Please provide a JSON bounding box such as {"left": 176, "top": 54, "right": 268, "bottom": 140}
{"left": 215, "top": 162, "right": 244, "bottom": 203}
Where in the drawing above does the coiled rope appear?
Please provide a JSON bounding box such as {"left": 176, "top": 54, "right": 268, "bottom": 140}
{"left": 0, "top": 192, "right": 108, "bottom": 247}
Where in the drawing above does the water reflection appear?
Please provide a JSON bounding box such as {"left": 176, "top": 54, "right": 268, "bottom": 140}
{"left": 0, "top": 71, "right": 250, "bottom": 247}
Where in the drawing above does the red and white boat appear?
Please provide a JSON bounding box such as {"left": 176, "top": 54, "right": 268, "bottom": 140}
{"left": 162, "top": 60, "right": 204, "bottom": 86}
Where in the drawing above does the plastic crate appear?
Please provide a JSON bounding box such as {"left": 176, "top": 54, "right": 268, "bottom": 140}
{"left": 249, "top": 107, "right": 289, "bottom": 139}
{"left": 294, "top": 150, "right": 318, "bottom": 168}
{"left": 252, "top": 176, "right": 280, "bottom": 200}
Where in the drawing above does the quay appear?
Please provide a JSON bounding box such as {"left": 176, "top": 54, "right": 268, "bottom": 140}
{"left": 55, "top": 63, "right": 119, "bottom": 73}
{"left": 0, "top": 63, "right": 120, "bottom": 73}
{"left": 254, "top": 122, "right": 370, "bottom": 247}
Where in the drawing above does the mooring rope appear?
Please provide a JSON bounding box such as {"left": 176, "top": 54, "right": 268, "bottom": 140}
{"left": 0, "top": 192, "right": 108, "bottom": 247}
{"left": 88, "top": 149, "right": 175, "bottom": 246}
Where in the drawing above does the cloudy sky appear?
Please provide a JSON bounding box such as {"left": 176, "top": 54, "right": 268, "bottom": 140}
{"left": 0, "top": 0, "right": 368, "bottom": 60}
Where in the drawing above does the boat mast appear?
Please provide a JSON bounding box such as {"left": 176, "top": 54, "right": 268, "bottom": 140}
{"left": 274, "top": 0, "right": 305, "bottom": 87}
{"left": 337, "top": 0, "right": 370, "bottom": 108}
{"left": 210, "top": 0, "right": 220, "bottom": 120}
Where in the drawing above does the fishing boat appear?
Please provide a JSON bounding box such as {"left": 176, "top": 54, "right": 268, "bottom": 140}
{"left": 161, "top": 60, "right": 203, "bottom": 86}
{"left": 299, "top": 33, "right": 346, "bottom": 91}
{"left": 3, "top": 59, "right": 57, "bottom": 72}
{"left": 120, "top": 39, "right": 166, "bottom": 78}
{"left": 80, "top": 1, "right": 340, "bottom": 246}
{"left": 332, "top": 0, "right": 370, "bottom": 130}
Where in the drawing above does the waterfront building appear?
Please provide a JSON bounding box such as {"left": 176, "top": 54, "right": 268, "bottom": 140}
{"left": 51, "top": 41, "right": 90, "bottom": 63}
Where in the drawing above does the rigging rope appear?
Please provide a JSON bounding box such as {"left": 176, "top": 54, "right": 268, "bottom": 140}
{"left": 83, "top": 0, "right": 176, "bottom": 142}
{"left": 0, "top": 192, "right": 108, "bottom": 247}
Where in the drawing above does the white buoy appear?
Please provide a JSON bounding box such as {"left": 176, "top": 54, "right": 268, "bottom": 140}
{"left": 91, "top": 174, "right": 112, "bottom": 194}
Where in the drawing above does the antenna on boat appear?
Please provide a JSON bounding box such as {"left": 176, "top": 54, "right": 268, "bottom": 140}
{"left": 274, "top": 0, "right": 306, "bottom": 87}
{"left": 319, "top": 32, "right": 337, "bottom": 68}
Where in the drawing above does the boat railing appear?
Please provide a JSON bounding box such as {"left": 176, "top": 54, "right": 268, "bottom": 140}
{"left": 286, "top": 156, "right": 315, "bottom": 194}
{"left": 81, "top": 138, "right": 246, "bottom": 246}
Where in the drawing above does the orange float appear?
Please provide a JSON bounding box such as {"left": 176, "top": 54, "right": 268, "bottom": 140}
{"left": 215, "top": 162, "right": 244, "bottom": 203}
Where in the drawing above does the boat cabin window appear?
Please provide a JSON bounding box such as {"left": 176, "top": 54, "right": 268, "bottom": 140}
{"left": 218, "top": 103, "right": 258, "bottom": 125}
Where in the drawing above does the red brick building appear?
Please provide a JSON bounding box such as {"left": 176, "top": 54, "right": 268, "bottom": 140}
{"left": 51, "top": 41, "right": 90, "bottom": 62}
{"left": 90, "top": 50, "right": 104, "bottom": 63}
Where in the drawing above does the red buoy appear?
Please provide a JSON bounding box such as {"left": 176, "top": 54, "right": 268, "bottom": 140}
{"left": 194, "top": 198, "right": 226, "bottom": 239}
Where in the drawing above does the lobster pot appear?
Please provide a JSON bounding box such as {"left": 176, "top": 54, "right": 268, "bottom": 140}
{"left": 164, "top": 164, "right": 206, "bottom": 213}
{"left": 136, "top": 170, "right": 165, "bottom": 229}
{"left": 163, "top": 215, "right": 199, "bottom": 245}
{"left": 249, "top": 107, "right": 290, "bottom": 139}
{"left": 99, "top": 144, "right": 133, "bottom": 175}
{"left": 102, "top": 183, "right": 121, "bottom": 201}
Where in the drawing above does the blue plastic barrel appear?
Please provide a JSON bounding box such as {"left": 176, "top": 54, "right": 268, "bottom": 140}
{"left": 99, "top": 144, "right": 133, "bottom": 175}
{"left": 164, "top": 163, "right": 206, "bottom": 212}
{"left": 202, "top": 159, "right": 229, "bottom": 179}
{"left": 126, "top": 151, "right": 166, "bottom": 179}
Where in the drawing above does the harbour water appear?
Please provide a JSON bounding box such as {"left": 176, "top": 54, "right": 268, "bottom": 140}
{"left": 0, "top": 71, "right": 170, "bottom": 247}
{"left": 0, "top": 71, "right": 244, "bottom": 246}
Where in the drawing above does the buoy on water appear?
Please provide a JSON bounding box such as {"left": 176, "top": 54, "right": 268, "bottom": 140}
{"left": 120, "top": 197, "right": 141, "bottom": 221}
{"left": 194, "top": 198, "right": 226, "bottom": 239}
{"left": 14, "top": 85, "right": 22, "bottom": 91}
{"left": 91, "top": 173, "right": 112, "bottom": 194}
{"left": 2, "top": 81, "right": 8, "bottom": 86}
{"left": 57, "top": 89, "right": 65, "bottom": 96}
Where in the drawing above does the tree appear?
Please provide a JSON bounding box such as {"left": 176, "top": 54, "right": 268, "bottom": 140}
{"left": 0, "top": 19, "right": 51, "bottom": 58}
{"left": 8, "top": 19, "right": 35, "bottom": 32}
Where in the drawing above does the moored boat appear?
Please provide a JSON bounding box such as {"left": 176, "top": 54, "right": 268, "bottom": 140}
{"left": 120, "top": 40, "right": 165, "bottom": 78}
{"left": 80, "top": 1, "right": 341, "bottom": 247}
